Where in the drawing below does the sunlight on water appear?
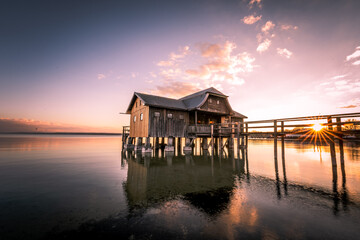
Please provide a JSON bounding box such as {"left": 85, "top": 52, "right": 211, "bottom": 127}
{"left": 0, "top": 134, "right": 360, "bottom": 239}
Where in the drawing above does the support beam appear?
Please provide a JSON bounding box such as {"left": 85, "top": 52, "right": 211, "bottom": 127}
{"left": 165, "top": 136, "right": 175, "bottom": 152}
{"left": 134, "top": 137, "right": 143, "bottom": 151}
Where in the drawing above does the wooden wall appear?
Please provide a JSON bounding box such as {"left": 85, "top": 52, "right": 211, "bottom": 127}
{"left": 199, "top": 95, "right": 230, "bottom": 115}
{"left": 130, "top": 97, "right": 149, "bottom": 137}
{"left": 148, "top": 107, "right": 189, "bottom": 137}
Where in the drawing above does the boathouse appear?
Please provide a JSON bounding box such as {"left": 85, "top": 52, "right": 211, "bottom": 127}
{"left": 123, "top": 87, "right": 247, "bottom": 152}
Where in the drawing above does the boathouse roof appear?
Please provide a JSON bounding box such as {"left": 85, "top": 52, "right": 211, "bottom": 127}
{"left": 126, "top": 87, "right": 247, "bottom": 118}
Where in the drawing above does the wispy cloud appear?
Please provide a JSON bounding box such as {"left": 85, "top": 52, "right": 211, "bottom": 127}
{"left": 277, "top": 48, "right": 293, "bottom": 59}
{"left": 151, "top": 81, "right": 200, "bottom": 98}
{"left": 248, "top": 0, "right": 262, "bottom": 9}
{"left": 346, "top": 46, "right": 360, "bottom": 61}
{"left": 340, "top": 98, "right": 360, "bottom": 109}
{"left": 257, "top": 39, "right": 271, "bottom": 53}
{"left": 331, "top": 74, "right": 347, "bottom": 80}
{"left": 186, "top": 41, "right": 255, "bottom": 87}
{"left": 97, "top": 74, "right": 106, "bottom": 80}
{"left": 0, "top": 118, "right": 119, "bottom": 133}
{"left": 281, "top": 24, "right": 298, "bottom": 31}
{"left": 156, "top": 46, "right": 190, "bottom": 67}
{"left": 151, "top": 41, "right": 256, "bottom": 97}
{"left": 261, "top": 21, "right": 275, "bottom": 33}
{"left": 242, "top": 15, "right": 262, "bottom": 25}
{"left": 353, "top": 60, "right": 360, "bottom": 66}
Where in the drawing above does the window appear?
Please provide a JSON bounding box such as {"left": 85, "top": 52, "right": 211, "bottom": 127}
{"left": 139, "top": 100, "right": 142, "bottom": 105}
{"left": 216, "top": 100, "right": 220, "bottom": 105}
{"left": 209, "top": 98, "right": 212, "bottom": 103}
{"left": 167, "top": 113, "right": 173, "bottom": 119}
{"left": 154, "top": 112, "right": 160, "bottom": 117}
{"left": 140, "top": 113, "right": 143, "bottom": 121}
{"left": 179, "top": 114, "right": 184, "bottom": 120}
{"left": 135, "top": 102, "right": 137, "bottom": 107}
{"left": 133, "top": 115, "right": 136, "bottom": 122}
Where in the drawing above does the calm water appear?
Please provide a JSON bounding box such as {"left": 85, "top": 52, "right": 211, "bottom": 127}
{"left": 0, "top": 134, "right": 360, "bottom": 239}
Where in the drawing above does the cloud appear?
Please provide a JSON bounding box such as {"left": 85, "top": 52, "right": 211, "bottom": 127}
{"left": 341, "top": 104, "right": 357, "bottom": 108}
{"left": 331, "top": 74, "right": 347, "bottom": 80}
{"left": 340, "top": 98, "right": 360, "bottom": 109}
{"left": 187, "top": 41, "right": 256, "bottom": 83}
{"left": 157, "top": 45, "right": 190, "bottom": 67}
{"left": 346, "top": 46, "right": 360, "bottom": 61}
{"left": 157, "top": 61, "right": 174, "bottom": 67}
{"left": 261, "top": 21, "right": 275, "bottom": 33}
{"left": 281, "top": 25, "right": 298, "bottom": 30}
{"left": 248, "top": 0, "right": 262, "bottom": 8}
{"left": 242, "top": 15, "right": 262, "bottom": 24}
{"left": 151, "top": 41, "right": 256, "bottom": 95}
{"left": 151, "top": 81, "right": 200, "bottom": 98}
{"left": 256, "top": 39, "right": 271, "bottom": 53}
{"left": 353, "top": 60, "right": 360, "bottom": 66}
{"left": 0, "top": 118, "right": 119, "bottom": 133}
{"left": 277, "top": 48, "right": 293, "bottom": 59}
{"left": 97, "top": 74, "right": 106, "bottom": 80}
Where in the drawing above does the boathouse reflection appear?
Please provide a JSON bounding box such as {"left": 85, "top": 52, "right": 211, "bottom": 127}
{"left": 123, "top": 149, "right": 246, "bottom": 216}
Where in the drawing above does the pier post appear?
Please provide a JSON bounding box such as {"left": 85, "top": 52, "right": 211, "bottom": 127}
{"left": 327, "top": 116, "right": 337, "bottom": 167}
{"left": 202, "top": 137, "right": 208, "bottom": 150}
{"left": 135, "top": 137, "right": 143, "bottom": 151}
{"left": 211, "top": 124, "right": 214, "bottom": 152}
{"left": 274, "top": 120, "right": 278, "bottom": 158}
{"left": 165, "top": 136, "right": 175, "bottom": 152}
{"left": 236, "top": 123, "right": 240, "bottom": 149}
{"left": 161, "top": 137, "right": 165, "bottom": 149}
{"left": 142, "top": 137, "right": 152, "bottom": 153}
{"left": 183, "top": 138, "right": 193, "bottom": 153}
{"left": 124, "top": 136, "right": 134, "bottom": 150}
{"left": 155, "top": 137, "right": 160, "bottom": 149}
{"left": 219, "top": 126, "right": 223, "bottom": 150}
{"left": 245, "top": 123, "right": 248, "bottom": 147}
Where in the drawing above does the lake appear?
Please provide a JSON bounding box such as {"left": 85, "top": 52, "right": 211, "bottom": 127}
{"left": 0, "top": 134, "right": 360, "bottom": 239}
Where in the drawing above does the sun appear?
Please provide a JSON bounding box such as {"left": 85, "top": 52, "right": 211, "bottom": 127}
{"left": 312, "top": 123, "right": 324, "bottom": 132}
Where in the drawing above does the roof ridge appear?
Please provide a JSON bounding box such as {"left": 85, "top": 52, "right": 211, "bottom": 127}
{"left": 135, "top": 92, "right": 179, "bottom": 101}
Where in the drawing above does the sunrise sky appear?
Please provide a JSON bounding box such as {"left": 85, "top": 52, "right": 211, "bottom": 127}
{"left": 1, "top": 0, "right": 360, "bottom": 132}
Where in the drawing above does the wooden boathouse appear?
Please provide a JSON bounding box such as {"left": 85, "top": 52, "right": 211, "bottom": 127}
{"left": 122, "top": 87, "right": 247, "bottom": 152}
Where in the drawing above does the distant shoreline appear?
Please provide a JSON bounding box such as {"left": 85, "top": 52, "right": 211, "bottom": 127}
{"left": 0, "top": 132, "right": 122, "bottom": 136}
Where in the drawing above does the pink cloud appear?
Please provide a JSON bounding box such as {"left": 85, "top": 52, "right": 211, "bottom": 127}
{"left": 242, "top": 15, "right": 262, "bottom": 24}
{"left": 257, "top": 39, "right": 271, "bottom": 53}
{"left": 0, "top": 118, "right": 119, "bottom": 133}
{"left": 151, "top": 81, "right": 200, "bottom": 98}
{"left": 248, "top": 0, "right": 262, "bottom": 8}
{"left": 353, "top": 60, "right": 360, "bottom": 66}
{"left": 277, "top": 48, "right": 293, "bottom": 59}
{"left": 281, "top": 24, "right": 298, "bottom": 30}
{"left": 97, "top": 74, "right": 106, "bottom": 80}
{"left": 261, "top": 21, "right": 275, "bottom": 33}
{"left": 346, "top": 46, "right": 360, "bottom": 61}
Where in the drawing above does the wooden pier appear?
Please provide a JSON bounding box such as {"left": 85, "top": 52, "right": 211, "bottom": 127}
{"left": 122, "top": 112, "right": 360, "bottom": 155}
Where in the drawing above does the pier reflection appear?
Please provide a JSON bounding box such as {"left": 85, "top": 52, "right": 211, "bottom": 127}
{"left": 276, "top": 137, "right": 349, "bottom": 215}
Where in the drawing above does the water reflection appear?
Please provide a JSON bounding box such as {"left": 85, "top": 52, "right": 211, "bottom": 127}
{"left": 124, "top": 149, "right": 246, "bottom": 217}
{"left": 1, "top": 135, "right": 360, "bottom": 239}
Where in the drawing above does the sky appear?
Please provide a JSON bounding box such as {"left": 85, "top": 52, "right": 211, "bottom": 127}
{"left": 1, "top": 0, "right": 360, "bottom": 132}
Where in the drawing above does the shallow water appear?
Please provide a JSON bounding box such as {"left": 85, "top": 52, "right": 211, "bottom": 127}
{"left": 0, "top": 134, "right": 359, "bottom": 239}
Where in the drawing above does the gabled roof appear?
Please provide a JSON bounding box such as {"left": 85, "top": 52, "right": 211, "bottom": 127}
{"left": 125, "top": 87, "right": 246, "bottom": 118}
{"left": 126, "top": 92, "right": 187, "bottom": 113}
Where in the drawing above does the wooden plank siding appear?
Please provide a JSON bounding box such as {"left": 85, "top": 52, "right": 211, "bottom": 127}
{"left": 130, "top": 98, "right": 149, "bottom": 137}
{"left": 148, "top": 107, "right": 189, "bottom": 138}
{"left": 199, "top": 95, "right": 230, "bottom": 115}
